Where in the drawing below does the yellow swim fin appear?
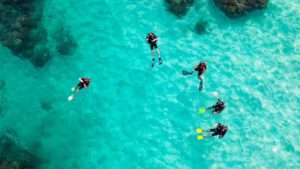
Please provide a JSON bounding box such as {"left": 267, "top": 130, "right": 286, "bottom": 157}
{"left": 196, "top": 129, "right": 203, "bottom": 133}
{"left": 197, "top": 135, "right": 204, "bottom": 140}
{"left": 199, "top": 108, "right": 206, "bottom": 113}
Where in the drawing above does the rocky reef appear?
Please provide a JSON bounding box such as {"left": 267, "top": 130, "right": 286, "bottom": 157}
{"left": 39, "top": 99, "right": 52, "bottom": 111}
{"left": 0, "top": 80, "right": 5, "bottom": 91}
{"left": 194, "top": 20, "right": 208, "bottom": 34}
{"left": 0, "top": 0, "right": 51, "bottom": 67}
{"left": 213, "top": 0, "right": 268, "bottom": 17}
{"left": 0, "top": 80, "right": 6, "bottom": 118}
{"left": 0, "top": 135, "right": 41, "bottom": 169}
{"left": 54, "top": 27, "right": 77, "bottom": 56}
{"left": 164, "top": 0, "right": 194, "bottom": 17}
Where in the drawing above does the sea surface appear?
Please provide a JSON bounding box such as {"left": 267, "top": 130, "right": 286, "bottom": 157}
{"left": 0, "top": 0, "right": 299, "bottom": 168}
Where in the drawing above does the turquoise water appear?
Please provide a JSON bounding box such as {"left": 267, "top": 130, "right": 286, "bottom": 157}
{"left": 0, "top": 0, "right": 300, "bottom": 168}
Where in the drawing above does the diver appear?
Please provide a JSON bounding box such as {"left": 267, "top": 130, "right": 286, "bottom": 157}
{"left": 68, "top": 78, "right": 91, "bottom": 101}
{"left": 197, "top": 123, "right": 228, "bottom": 140}
{"left": 72, "top": 78, "right": 91, "bottom": 93}
{"left": 207, "top": 94, "right": 225, "bottom": 114}
{"left": 182, "top": 62, "right": 207, "bottom": 90}
{"left": 146, "top": 33, "right": 162, "bottom": 67}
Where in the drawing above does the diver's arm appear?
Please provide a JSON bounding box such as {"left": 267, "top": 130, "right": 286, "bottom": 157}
{"left": 152, "top": 38, "right": 158, "bottom": 42}
{"left": 194, "top": 64, "right": 199, "bottom": 70}
{"left": 219, "top": 129, "right": 227, "bottom": 139}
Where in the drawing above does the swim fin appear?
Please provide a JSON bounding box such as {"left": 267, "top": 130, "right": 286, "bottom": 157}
{"left": 199, "top": 80, "right": 203, "bottom": 91}
{"left": 159, "top": 57, "right": 163, "bottom": 65}
{"left": 151, "top": 58, "right": 155, "bottom": 67}
{"left": 68, "top": 95, "right": 75, "bottom": 101}
{"left": 182, "top": 70, "right": 193, "bottom": 75}
{"left": 199, "top": 108, "right": 206, "bottom": 113}
{"left": 196, "top": 129, "right": 203, "bottom": 133}
{"left": 197, "top": 135, "right": 204, "bottom": 140}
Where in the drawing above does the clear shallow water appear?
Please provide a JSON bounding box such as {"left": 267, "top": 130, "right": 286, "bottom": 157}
{"left": 0, "top": 0, "right": 299, "bottom": 168}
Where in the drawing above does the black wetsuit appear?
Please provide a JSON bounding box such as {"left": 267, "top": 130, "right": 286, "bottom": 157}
{"left": 209, "top": 124, "right": 227, "bottom": 138}
{"left": 210, "top": 99, "right": 225, "bottom": 114}
{"left": 146, "top": 33, "right": 158, "bottom": 50}
{"left": 77, "top": 78, "right": 90, "bottom": 90}
{"left": 195, "top": 62, "right": 207, "bottom": 76}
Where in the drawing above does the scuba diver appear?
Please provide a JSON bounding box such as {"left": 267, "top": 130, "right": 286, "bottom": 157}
{"left": 207, "top": 94, "right": 225, "bottom": 114}
{"left": 196, "top": 123, "right": 228, "bottom": 140}
{"left": 182, "top": 62, "right": 207, "bottom": 90}
{"left": 68, "top": 78, "right": 91, "bottom": 101}
{"left": 72, "top": 78, "right": 90, "bottom": 93}
{"left": 146, "top": 33, "right": 162, "bottom": 67}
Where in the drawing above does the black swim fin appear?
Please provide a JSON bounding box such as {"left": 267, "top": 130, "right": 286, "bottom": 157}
{"left": 182, "top": 70, "right": 193, "bottom": 75}
{"left": 159, "top": 57, "right": 163, "bottom": 65}
{"left": 199, "top": 79, "right": 203, "bottom": 91}
{"left": 151, "top": 58, "right": 155, "bottom": 67}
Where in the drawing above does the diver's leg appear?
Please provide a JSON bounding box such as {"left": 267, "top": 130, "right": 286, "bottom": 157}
{"left": 203, "top": 134, "right": 214, "bottom": 138}
{"left": 199, "top": 76, "right": 203, "bottom": 91}
{"left": 150, "top": 44, "right": 155, "bottom": 67}
{"left": 151, "top": 50, "right": 155, "bottom": 67}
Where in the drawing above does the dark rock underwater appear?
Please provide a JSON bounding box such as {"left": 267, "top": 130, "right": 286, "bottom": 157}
{"left": 213, "top": 0, "right": 268, "bottom": 17}
{"left": 164, "top": 0, "right": 268, "bottom": 18}
{"left": 164, "top": 0, "right": 194, "bottom": 17}
{"left": 0, "top": 0, "right": 50, "bottom": 67}
{"left": 0, "top": 0, "right": 77, "bottom": 68}
{"left": 0, "top": 135, "right": 41, "bottom": 169}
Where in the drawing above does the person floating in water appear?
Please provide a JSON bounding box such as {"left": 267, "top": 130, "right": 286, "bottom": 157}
{"left": 182, "top": 62, "right": 207, "bottom": 90}
{"left": 197, "top": 123, "right": 228, "bottom": 140}
{"left": 207, "top": 94, "right": 225, "bottom": 114}
{"left": 68, "top": 78, "right": 91, "bottom": 101}
{"left": 146, "top": 33, "right": 162, "bottom": 67}
{"left": 73, "top": 78, "right": 91, "bottom": 93}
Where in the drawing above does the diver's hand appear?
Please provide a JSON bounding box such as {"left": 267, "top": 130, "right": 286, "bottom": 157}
{"left": 212, "top": 92, "right": 219, "bottom": 99}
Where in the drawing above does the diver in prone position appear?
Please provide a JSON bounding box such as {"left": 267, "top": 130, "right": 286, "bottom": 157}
{"left": 182, "top": 62, "right": 207, "bottom": 90}
{"left": 198, "top": 123, "right": 228, "bottom": 139}
{"left": 207, "top": 94, "right": 225, "bottom": 114}
{"left": 68, "top": 77, "right": 91, "bottom": 101}
{"left": 146, "top": 33, "right": 162, "bottom": 67}
{"left": 72, "top": 78, "right": 91, "bottom": 93}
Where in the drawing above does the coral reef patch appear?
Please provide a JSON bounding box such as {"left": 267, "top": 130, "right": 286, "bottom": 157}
{"left": 0, "top": 135, "right": 41, "bottom": 169}
{"left": 213, "top": 0, "right": 268, "bottom": 17}
{"left": 0, "top": 0, "right": 51, "bottom": 67}
{"left": 194, "top": 20, "right": 208, "bottom": 34}
{"left": 164, "top": 0, "right": 194, "bottom": 17}
{"left": 54, "top": 27, "right": 77, "bottom": 56}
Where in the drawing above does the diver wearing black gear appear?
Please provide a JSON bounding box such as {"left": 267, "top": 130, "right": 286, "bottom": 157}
{"left": 202, "top": 123, "right": 228, "bottom": 139}
{"left": 207, "top": 94, "right": 225, "bottom": 114}
{"left": 146, "top": 33, "right": 162, "bottom": 67}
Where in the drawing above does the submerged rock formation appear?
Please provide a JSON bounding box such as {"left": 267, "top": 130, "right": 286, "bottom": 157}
{"left": 0, "top": 135, "right": 41, "bottom": 169}
{"left": 165, "top": 0, "right": 194, "bottom": 17}
{"left": 0, "top": 80, "right": 6, "bottom": 117}
{"left": 54, "top": 27, "right": 77, "bottom": 56}
{"left": 39, "top": 99, "right": 52, "bottom": 111}
{"left": 0, "top": 0, "right": 51, "bottom": 67}
{"left": 213, "top": 0, "right": 268, "bottom": 17}
{"left": 194, "top": 20, "right": 208, "bottom": 34}
{"left": 0, "top": 80, "right": 5, "bottom": 90}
